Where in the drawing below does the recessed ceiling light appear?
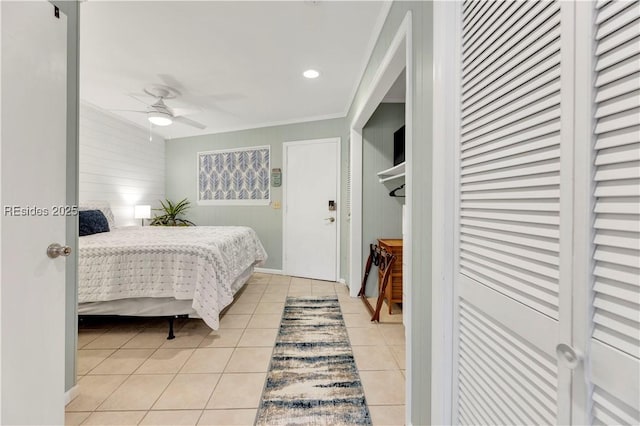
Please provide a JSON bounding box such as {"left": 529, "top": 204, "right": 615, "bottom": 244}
{"left": 303, "top": 69, "right": 320, "bottom": 79}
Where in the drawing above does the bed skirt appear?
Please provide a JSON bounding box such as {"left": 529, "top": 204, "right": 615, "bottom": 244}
{"left": 78, "top": 265, "right": 254, "bottom": 320}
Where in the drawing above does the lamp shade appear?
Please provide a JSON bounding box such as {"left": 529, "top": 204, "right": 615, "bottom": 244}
{"left": 134, "top": 205, "right": 151, "bottom": 219}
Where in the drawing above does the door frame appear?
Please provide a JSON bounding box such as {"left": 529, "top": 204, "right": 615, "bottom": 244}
{"left": 348, "top": 10, "right": 413, "bottom": 421}
{"left": 282, "top": 137, "right": 341, "bottom": 281}
{"left": 0, "top": 4, "right": 3, "bottom": 421}
{"left": 431, "top": 2, "right": 459, "bottom": 424}
{"left": 349, "top": 13, "right": 411, "bottom": 299}
{"left": 53, "top": 0, "right": 81, "bottom": 404}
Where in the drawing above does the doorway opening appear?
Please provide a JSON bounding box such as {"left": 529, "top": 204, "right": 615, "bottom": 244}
{"left": 348, "top": 10, "right": 412, "bottom": 420}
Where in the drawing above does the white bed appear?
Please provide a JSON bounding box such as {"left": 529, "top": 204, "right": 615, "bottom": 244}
{"left": 78, "top": 225, "right": 268, "bottom": 330}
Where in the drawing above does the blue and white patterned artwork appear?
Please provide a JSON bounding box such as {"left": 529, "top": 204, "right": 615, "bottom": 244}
{"left": 198, "top": 146, "right": 270, "bottom": 204}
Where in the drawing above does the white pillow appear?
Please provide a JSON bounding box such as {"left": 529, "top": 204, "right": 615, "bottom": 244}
{"left": 79, "top": 201, "right": 116, "bottom": 230}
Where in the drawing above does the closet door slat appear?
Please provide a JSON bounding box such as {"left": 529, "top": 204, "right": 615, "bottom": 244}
{"left": 456, "top": 2, "right": 564, "bottom": 423}
{"left": 590, "top": 2, "right": 640, "bottom": 423}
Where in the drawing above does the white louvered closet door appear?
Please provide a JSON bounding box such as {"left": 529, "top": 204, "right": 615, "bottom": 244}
{"left": 455, "top": 1, "right": 573, "bottom": 424}
{"left": 590, "top": 1, "right": 640, "bottom": 424}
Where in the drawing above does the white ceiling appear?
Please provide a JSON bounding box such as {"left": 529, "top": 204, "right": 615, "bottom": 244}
{"left": 80, "top": 1, "right": 390, "bottom": 139}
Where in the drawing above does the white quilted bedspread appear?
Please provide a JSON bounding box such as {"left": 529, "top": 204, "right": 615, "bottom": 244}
{"left": 78, "top": 226, "right": 267, "bottom": 329}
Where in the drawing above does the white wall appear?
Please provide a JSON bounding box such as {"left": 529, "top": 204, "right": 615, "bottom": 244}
{"left": 79, "top": 103, "right": 165, "bottom": 225}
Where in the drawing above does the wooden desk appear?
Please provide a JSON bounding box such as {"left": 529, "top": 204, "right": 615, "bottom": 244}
{"left": 377, "top": 238, "right": 403, "bottom": 314}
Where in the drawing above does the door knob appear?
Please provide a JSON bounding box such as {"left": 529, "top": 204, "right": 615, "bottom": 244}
{"left": 556, "top": 343, "right": 582, "bottom": 369}
{"left": 47, "top": 243, "right": 72, "bottom": 259}
{"left": 324, "top": 217, "right": 335, "bottom": 223}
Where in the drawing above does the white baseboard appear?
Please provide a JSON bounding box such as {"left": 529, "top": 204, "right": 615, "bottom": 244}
{"left": 254, "top": 267, "right": 283, "bottom": 275}
{"left": 64, "top": 384, "right": 80, "bottom": 405}
{"left": 254, "top": 269, "right": 348, "bottom": 281}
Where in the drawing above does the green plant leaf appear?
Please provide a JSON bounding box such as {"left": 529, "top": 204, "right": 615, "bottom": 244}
{"left": 151, "top": 198, "right": 195, "bottom": 226}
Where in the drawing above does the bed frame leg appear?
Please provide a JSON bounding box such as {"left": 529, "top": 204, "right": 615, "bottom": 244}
{"left": 167, "top": 317, "right": 176, "bottom": 340}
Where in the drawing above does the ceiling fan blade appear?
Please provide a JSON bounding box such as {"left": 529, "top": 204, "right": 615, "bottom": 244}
{"left": 173, "top": 115, "right": 206, "bottom": 130}
{"left": 171, "top": 107, "right": 201, "bottom": 117}
{"left": 109, "top": 109, "right": 147, "bottom": 114}
{"left": 128, "top": 93, "right": 153, "bottom": 106}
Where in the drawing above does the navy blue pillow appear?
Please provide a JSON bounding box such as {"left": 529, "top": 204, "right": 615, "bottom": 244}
{"left": 79, "top": 209, "right": 110, "bottom": 236}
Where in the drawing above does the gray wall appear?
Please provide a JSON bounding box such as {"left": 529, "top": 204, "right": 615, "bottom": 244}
{"left": 345, "top": 2, "right": 433, "bottom": 424}
{"left": 166, "top": 118, "right": 347, "bottom": 272}
{"left": 361, "top": 103, "right": 405, "bottom": 296}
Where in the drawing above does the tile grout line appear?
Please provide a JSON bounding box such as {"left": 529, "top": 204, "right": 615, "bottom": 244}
{"left": 200, "top": 273, "right": 277, "bottom": 417}
{"left": 253, "top": 276, "right": 288, "bottom": 425}
{"left": 81, "top": 328, "right": 147, "bottom": 415}
{"left": 69, "top": 274, "right": 404, "bottom": 425}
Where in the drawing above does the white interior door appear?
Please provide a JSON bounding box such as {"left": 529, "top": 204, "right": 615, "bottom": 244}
{"left": 1, "top": 2, "right": 68, "bottom": 424}
{"left": 283, "top": 138, "right": 339, "bottom": 281}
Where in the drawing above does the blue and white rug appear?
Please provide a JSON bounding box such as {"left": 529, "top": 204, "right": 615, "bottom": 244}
{"left": 256, "top": 296, "right": 372, "bottom": 425}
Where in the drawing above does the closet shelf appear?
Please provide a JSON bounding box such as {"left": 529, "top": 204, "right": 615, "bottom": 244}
{"left": 377, "top": 162, "right": 405, "bottom": 183}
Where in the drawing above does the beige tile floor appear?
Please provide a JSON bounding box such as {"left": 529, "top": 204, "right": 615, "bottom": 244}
{"left": 67, "top": 273, "right": 406, "bottom": 425}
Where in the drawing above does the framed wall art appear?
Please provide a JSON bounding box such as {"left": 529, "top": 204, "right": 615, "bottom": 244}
{"left": 197, "top": 145, "right": 270, "bottom": 205}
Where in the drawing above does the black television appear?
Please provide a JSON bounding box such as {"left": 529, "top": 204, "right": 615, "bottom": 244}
{"left": 393, "top": 125, "right": 405, "bottom": 166}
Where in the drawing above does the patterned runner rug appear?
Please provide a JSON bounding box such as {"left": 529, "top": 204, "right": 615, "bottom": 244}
{"left": 256, "top": 296, "right": 372, "bottom": 425}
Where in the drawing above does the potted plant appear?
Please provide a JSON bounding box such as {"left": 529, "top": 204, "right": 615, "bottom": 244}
{"left": 150, "top": 198, "right": 195, "bottom": 226}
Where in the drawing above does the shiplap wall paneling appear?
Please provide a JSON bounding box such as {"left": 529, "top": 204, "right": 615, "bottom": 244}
{"left": 79, "top": 103, "right": 165, "bottom": 225}
{"left": 590, "top": 1, "right": 640, "bottom": 424}
{"left": 456, "top": 1, "right": 568, "bottom": 423}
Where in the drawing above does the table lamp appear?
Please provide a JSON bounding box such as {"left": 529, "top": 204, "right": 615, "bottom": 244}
{"left": 134, "top": 205, "right": 151, "bottom": 226}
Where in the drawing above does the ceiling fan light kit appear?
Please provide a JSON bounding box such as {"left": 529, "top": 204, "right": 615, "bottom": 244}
{"left": 148, "top": 110, "right": 173, "bottom": 126}
{"left": 303, "top": 69, "right": 320, "bottom": 79}
{"left": 113, "top": 83, "right": 207, "bottom": 130}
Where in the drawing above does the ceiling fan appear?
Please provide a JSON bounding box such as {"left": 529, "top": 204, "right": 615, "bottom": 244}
{"left": 118, "top": 85, "right": 207, "bottom": 130}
